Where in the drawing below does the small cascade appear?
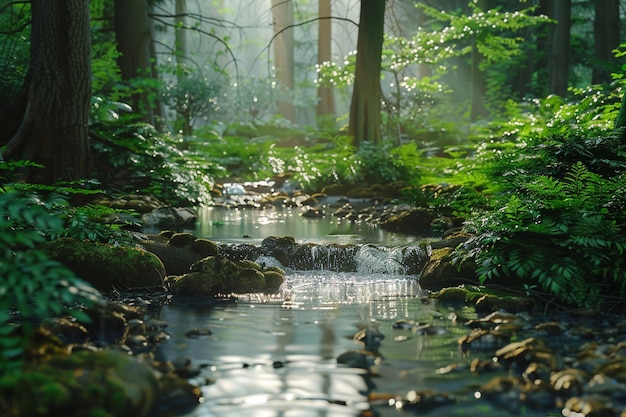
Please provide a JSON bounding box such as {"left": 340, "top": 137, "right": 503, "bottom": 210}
{"left": 356, "top": 244, "right": 427, "bottom": 276}
{"left": 308, "top": 244, "right": 359, "bottom": 272}
{"left": 255, "top": 237, "right": 428, "bottom": 275}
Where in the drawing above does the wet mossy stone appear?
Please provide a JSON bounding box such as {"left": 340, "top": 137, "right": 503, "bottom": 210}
{"left": 0, "top": 349, "right": 160, "bottom": 417}
{"left": 261, "top": 236, "right": 297, "bottom": 265}
{"left": 237, "top": 268, "right": 266, "bottom": 293}
{"left": 419, "top": 247, "right": 478, "bottom": 290}
{"left": 430, "top": 286, "right": 485, "bottom": 304}
{"left": 42, "top": 238, "right": 165, "bottom": 291}
{"left": 168, "top": 232, "right": 196, "bottom": 247}
{"left": 474, "top": 294, "right": 536, "bottom": 314}
{"left": 167, "top": 272, "right": 224, "bottom": 296}
{"left": 190, "top": 238, "right": 218, "bottom": 257}
{"left": 263, "top": 270, "right": 285, "bottom": 291}
{"left": 168, "top": 256, "right": 282, "bottom": 296}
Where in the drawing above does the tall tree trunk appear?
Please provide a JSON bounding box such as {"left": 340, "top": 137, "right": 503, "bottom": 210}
{"left": 271, "top": 0, "right": 295, "bottom": 122}
{"left": 592, "top": 0, "right": 620, "bottom": 85}
{"left": 114, "top": 0, "right": 159, "bottom": 126}
{"left": 546, "top": 0, "right": 571, "bottom": 96}
{"left": 316, "top": 0, "right": 335, "bottom": 119}
{"left": 175, "top": 0, "right": 192, "bottom": 136}
{"left": 4, "top": 0, "right": 92, "bottom": 183}
{"left": 348, "top": 0, "right": 386, "bottom": 146}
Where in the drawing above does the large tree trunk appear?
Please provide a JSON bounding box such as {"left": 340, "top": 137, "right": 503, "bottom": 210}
{"left": 316, "top": 0, "right": 335, "bottom": 119}
{"left": 114, "top": 0, "right": 161, "bottom": 126}
{"left": 2, "top": 0, "right": 92, "bottom": 183}
{"left": 348, "top": 0, "right": 386, "bottom": 146}
{"left": 271, "top": 0, "right": 295, "bottom": 122}
{"left": 592, "top": 0, "right": 620, "bottom": 85}
{"left": 546, "top": 0, "right": 571, "bottom": 96}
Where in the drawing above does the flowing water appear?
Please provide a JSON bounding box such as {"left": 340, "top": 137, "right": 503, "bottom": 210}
{"left": 152, "top": 207, "right": 554, "bottom": 417}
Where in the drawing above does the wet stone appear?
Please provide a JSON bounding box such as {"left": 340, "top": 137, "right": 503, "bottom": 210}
{"left": 185, "top": 328, "right": 213, "bottom": 338}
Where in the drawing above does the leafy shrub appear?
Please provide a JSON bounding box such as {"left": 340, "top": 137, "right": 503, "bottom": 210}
{"left": 90, "top": 99, "right": 214, "bottom": 206}
{"left": 0, "top": 190, "right": 103, "bottom": 374}
{"left": 457, "top": 159, "right": 626, "bottom": 307}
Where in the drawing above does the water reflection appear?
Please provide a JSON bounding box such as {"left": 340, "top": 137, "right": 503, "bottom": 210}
{"left": 156, "top": 272, "right": 422, "bottom": 417}
{"left": 191, "top": 206, "right": 419, "bottom": 246}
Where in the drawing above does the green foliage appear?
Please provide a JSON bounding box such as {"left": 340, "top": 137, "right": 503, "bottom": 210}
{"left": 47, "top": 201, "right": 138, "bottom": 245}
{"left": 90, "top": 99, "right": 214, "bottom": 206}
{"left": 354, "top": 142, "right": 421, "bottom": 185}
{"left": 317, "top": 3, "right": 550, "bottom": 135}
{"left": 159, "top": 59, "right": 227, "bottom": 132}
{"left": 0, "top": 189, "right": 103, "bottom": 375}
{"left": 458, "top": 156, "right": 626, "bottom": 306}
{"left": 0, "top": 1, "right": 30, "bottom": 106}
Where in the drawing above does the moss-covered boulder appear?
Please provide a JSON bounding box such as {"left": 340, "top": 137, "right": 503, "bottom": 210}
{"left": 42, "top": 238, "right": 165, "bottom": 291}
{"left": 418, "top": 247, "right": 478, "bottom": 290}
{"left": 429, "top": 285, "right": 486, "bottom": 304}
{"left": 167, "top": 256, "right": 285, "bottom": 296}
{"left": 0, "top": 350, "right": 160, "bottom": 417}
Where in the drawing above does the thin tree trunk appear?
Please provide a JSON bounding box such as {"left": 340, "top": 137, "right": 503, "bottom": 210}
{"left": 175, "top": 0, "right": 192, "bottom": 136}
{"left": 271, "top": 0, "right": 295, "bottom": 121}
{"left": 348, "top": 0, "right": 386, "bottom": 146}
{"left": 317, "top": 0, "right": 335, "bottom": 119}
{"left": 592, "top": 0, "right": 620, "bottom": 85}
{"left": 114, "top": 0, "right": 157, "bottom": 125}
{"left": 470, "top": 36, "right": 488, "bottom": 120}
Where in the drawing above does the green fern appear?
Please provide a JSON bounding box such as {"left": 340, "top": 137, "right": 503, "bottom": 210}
{"left": 458, "top": 161, "right": 626, "bottom": 307}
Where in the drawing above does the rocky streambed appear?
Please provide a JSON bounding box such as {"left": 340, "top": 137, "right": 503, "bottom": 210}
{"left": 4, "top": 183, "right": 626, "bottom": 417}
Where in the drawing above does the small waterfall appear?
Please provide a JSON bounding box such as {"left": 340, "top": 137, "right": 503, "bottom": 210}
{"left": 257, "top": 236, "right": 427, "bottom": 275}
{"left": 356, "top": 244, "right": 427, "bottom": 276}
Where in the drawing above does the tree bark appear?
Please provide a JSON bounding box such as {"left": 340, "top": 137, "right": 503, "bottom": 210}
{"left": 9, "top": 0, "right": 92, "bottom": 183}
{"left": 348, "top": 0, "right": 386, "bottom": 146}
{"left": 271, "top": 0, "right": 295, "bottom": 122}
{"left": 114, "top": 0, "right": 160, "bottom": 125}
{"left": 546, "top": 0, "right": 571, "bottom": 96}
{"left": 316, "top": 0, "right": 335, "bottom": 119}
{"left": 592, "top": 0, "right": 620, "bottom": 85}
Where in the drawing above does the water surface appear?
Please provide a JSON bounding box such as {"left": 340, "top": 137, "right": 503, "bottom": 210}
{"left": 153, "top": 206, "right": 550, "bottom": 416}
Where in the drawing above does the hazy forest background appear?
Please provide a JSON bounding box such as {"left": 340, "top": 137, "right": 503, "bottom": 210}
{"left": 2, "top": 0, "right": 626, "bottom": 345}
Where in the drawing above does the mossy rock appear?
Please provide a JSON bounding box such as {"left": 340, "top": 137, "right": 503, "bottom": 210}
{"left": 430, "top": 286, "right": 485, "bottom": 304}
{"left": 42, "top": 238, "right": 165, "bottom": 291}
{"left": 190, "top": 238, "right": 219, "bottom": 257}
{"left": 236, "top": 268, "right": 266, "bottom": 293}
{"left": 263, "top": 270, "right": 285, "bottom": 291}
{"left": 167, "top": 272, "right": 224, "bottom": 296}
{"left": 419, "top": 247, "right": 478, "bottom": 290}
{"left": 168, "top": 232, "right": 196, "bottom": 247}
{"left": 474, "top": 294, "right": 536, "bottom": 314}
{"left": 169, "top": 256, "right": 279, "bottom": 296}
{"left": 0, "top": 350, "right": 160, "bottom": 417}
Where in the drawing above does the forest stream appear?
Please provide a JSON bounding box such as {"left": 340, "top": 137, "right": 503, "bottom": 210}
{"left": 142, "top": 203, "right": 626, "bottom": 417}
